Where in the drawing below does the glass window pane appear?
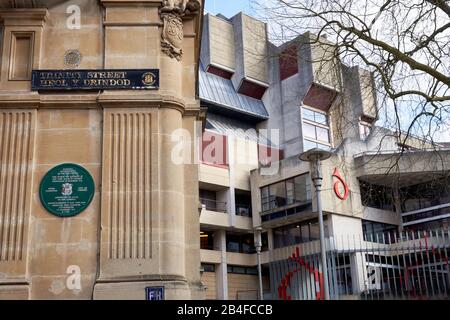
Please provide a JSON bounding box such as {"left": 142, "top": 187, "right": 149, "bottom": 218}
{"left": 316, "top": 126, "right": 330, "bottom": 143}
{"left": 301, "top": 224, "right": 310, "bottom": 242}
{"left": 274, "top": 228, "right": 283, "bottom": 249}
{"left": 309, "top": 221, "right": 320, "bottom": 241}
{"left": 261, "top": 186, "right": 269, "bottom": 211}
{"left": 270, "top": 181, "right": 287, "bottom": 208}
{"left": 246, "top": 268, "right": 258, "bottom": 275}
{"left": 302, "top": 108, "right": 315, "bottom": 122}
{"left": 303, "top": 139, "right": 317, "bottom": 151}
{"left": 232, "top": 266, "right": 246, "bottom": 274}
{"left": 314, "top": 112, "right": 328, "bottom": 125}
{"left": 293, "top": 175, "right": 309, "bottom": 203}
{"left": 226, "top": 235, "right": 240, "bottom": 252}
{"left": 286, "top": 179, "right": 295, "bottom": 205}
{"left": 302, "top": 122, "right": 316, "bottom": 140}
{"left": 316, "top": 142, "right": 331, "bottom": 151}
{"left": 284, "top": 225, "right": 297, "bottom": 246}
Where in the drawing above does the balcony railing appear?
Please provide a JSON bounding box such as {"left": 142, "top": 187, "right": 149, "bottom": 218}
{"left": 199, "top": 198, "right": 227, "bottom": 213}
{"left": 402, "top": 202, "right": 450, "bottom": 227}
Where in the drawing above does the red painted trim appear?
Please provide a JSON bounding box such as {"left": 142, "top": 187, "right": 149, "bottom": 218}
{"left": 206, "top": 65, "right": 234, "bottom": 79}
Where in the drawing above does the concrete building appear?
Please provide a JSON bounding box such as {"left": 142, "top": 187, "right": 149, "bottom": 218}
{"left": 198, "top": 12, "right": 450, "bottom": 300}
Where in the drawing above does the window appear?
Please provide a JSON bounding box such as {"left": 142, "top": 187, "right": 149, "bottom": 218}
{"left": 400, "top": 176, "right": 450, "bottom": 212}
{"left": 227, "top": 265, "right": 258, "bottom": 275}
{"left": 226, "top": 233, "right": 255, "bottom": 254}
{"left": 359, "top": 122, "right": 372, "bottom": 140}
{"left": 362, "top": 220, "right": 398, "bottom": 243}
{"left": 273, "top": 219, "right": 328, "bottom": 248}
{"left": 201, "top": 263, "right": 216, "bottom": 273}
{"left": 302, "top": 107, "right": 331, "bottom": 151}
{"left": 199, "top": 189, "right": 227, "bottom": 213}
{"left": 235, "top": 191, "right": 252, "bottom": 217}
{"left": 359, "top": 181, "right": 395, "bottom": 211}
{"left": 261, "top": 174, "right": 311, "bottom": 212}
{"left": 200, "top": 230, "right": 215, "bottom": 250}
{"left": 335, "top": 256, "right": 353, "bottom": 295}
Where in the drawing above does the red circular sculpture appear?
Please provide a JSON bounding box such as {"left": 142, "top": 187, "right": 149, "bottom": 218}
{"left": 333, "top": 168, "right": 349, "bottom": 201}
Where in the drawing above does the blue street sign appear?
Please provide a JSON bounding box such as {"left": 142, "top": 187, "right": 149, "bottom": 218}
{"left": 146, "top": 287, "right": 165, "bottom": 300}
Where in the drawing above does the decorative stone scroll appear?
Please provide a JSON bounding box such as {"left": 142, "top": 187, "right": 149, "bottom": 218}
{"left": 160, "top": 0, "right": 201, "bottom": 61}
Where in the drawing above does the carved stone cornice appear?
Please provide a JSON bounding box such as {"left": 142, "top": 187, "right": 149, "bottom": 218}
{"left": 0, "top": 0, "right": 68, "bottom": 9}
{"left": 0, "top": 8, "right": 49, "bottom": 26}
{"left": 160, "top": 0, "right": 201, "bottom": 61}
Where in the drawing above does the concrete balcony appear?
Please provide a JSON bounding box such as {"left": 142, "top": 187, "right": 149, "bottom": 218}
{"left": 200, "top": 208, "right": 253, "bottom": 231}
{"left": 199, "top": 163, "right": 230, "bottom": 188}
{"left": 226, "top": 252, "right": 257, "bottom": 267}
{"left": 200, "top": 249, "right": 222, "bottom": 264}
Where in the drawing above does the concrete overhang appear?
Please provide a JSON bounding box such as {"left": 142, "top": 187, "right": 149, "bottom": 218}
{"left": 354, "top": 149, "right": 450, "bottom": 187}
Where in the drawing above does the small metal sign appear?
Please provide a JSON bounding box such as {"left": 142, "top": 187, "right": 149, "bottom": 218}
{"left": 39, "top": 163, "right": 95, "bottom": 218}
{"left": 145, "top": 287, "right": 165, "bottom": 301}
{"left": 31, "top": 69, "right": 159, "bottom": 91}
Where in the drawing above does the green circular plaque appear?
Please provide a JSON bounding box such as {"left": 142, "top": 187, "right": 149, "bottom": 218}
{"left": 39, "top": 163, "right": 95, "bottom": 218}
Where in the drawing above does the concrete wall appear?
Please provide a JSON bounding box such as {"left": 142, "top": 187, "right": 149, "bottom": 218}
{"left": 205, "top": 14, "right": 235, "bottom": 72}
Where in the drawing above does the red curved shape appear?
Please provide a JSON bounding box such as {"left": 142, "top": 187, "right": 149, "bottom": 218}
{"left": 277, "top": 246, "right": 324, "bottom": 300}
{"left": 333, "top": 168, "right": 349, "bottom": 201}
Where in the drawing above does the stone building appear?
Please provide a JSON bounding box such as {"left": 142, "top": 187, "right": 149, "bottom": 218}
{"left": 0, "top": 0, "right": 204, "bottom": 299}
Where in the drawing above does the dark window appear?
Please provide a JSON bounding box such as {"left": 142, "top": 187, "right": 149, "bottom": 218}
{"left": 273, "top": 219, "right": 328, "bottom": 248}
{"left": 235, "top": 191, "right": 252, "bottom": 217}
{"left": 201, "top": 263, "right": 216, "bottom": 272}
{"left": 362, "top": 220, "right": 398, "bottom": 243}
{"left": 335, "top": 256, "right": 353, "bottom": 295}
{"left": 400, "top": 176, "right": 450, "bottom": 212}
{"left": 261, "top": 232, "right": 269, "bottom": 251}
{"left": 200, "top": 230, "right": 215, "bottom": 250}
{"left": 404, "top": 218, "right": 450, "bottom": 234}
{"left": 199, "top": 189, "right": 227, "bottom": 213}
{"left": 226, "top": 233, "right": 255, "bottom": 254}
{"left": 261, "top": 174, "right": 311, "bottom": 212}
{"left": 227, "top": 265, "right": 259, "bottom": 275}
{"left": 359, "top": 181, "right": 395, "bottom": 211}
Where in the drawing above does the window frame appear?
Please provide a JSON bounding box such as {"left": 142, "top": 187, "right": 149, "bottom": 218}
{"left": 260, "top": 173, "right": 312, "bottom": 213}
{"left": 301, "top": 105, "right": 332, "bottom": 150}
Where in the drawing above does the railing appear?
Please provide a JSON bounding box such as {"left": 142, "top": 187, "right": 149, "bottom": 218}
{"left": 200, "top": 198, "right": 227, "bottom": 213}
{"left": 269, "top": 228, "right": 450, "bottom": 300}
{"left": 235, "top": 204, "right": 252, "bottom": 217}
{"left": 402, "top": 202, "right": 450, "bottom": 227}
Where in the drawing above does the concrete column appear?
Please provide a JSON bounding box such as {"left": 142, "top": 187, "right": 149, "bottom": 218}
{"left": 160, "top": 108, "right": 185, "bottom": 278}
{"left": 350, "top": 252, "right": 367, "bottom": 295}
{"left": 267, "top": 228, "right": 274, "bottom": 251}
{"left": 214, "top": 229, "right": 228, "bottom": 300}
{"left": 227, "top": 136, "right": 236, "bottom": 227}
